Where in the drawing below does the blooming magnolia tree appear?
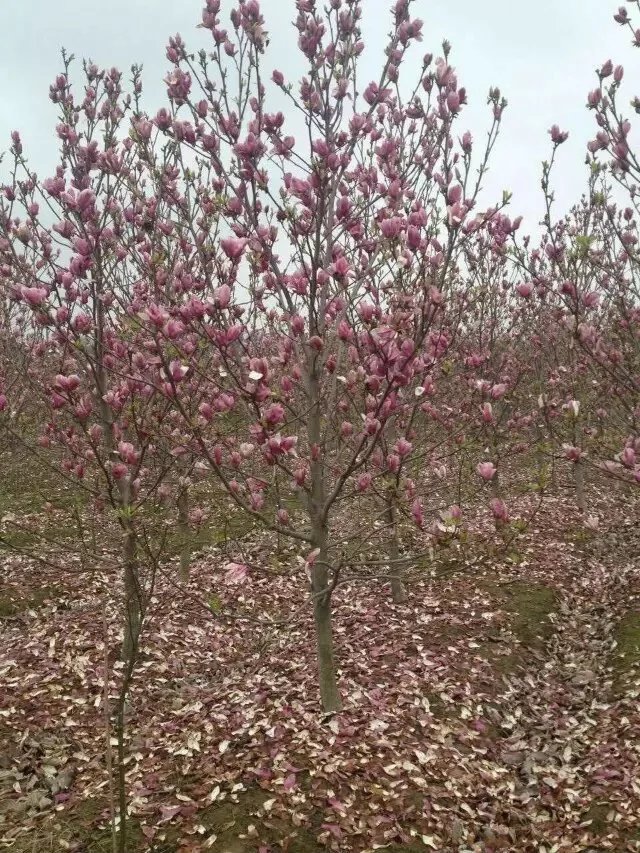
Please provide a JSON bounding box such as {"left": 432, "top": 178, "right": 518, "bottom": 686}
{"left": 523, "top": 17, "right": 640, "bottom": 507}
{"left": 0, "top": 56, "right": 244, "bottom": 851}
{"left": 131, "top": 0, "right": 513, "bottom": 711}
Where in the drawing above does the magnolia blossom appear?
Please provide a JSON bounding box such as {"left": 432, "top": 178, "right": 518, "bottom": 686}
{"left": 489, "top": 497, "right": 509, "bottom": 522}
{"left": 617, "top": 446, "right": 636, "bottom": 468}
{"left": 20, "top": 286, "right": 48, "bottom": 307}
{"left": 565, "top": 399, "right": 580, "bottom": 418}
{"left": 356, "top": 472, "right": 373, "bottom": 492}
{"left": 490, "top": 383, "right": 508, "bottom": 400}
{"left": 224, "top": 562, "right": 249, "bottom": 585}
{"left": 562, "top": 444, "right": 584, "bottom": 462}
{"left": 220, "top": 236, "right": 247, "bottom": 260}
{"left": 395, "top": 438, "right": 412, "bottom": 457}
{"left": 477, "top": 461, "right": 497, "bottom": 481}
{"left": 516, "top": 282, "right": 533, "bottom": 298}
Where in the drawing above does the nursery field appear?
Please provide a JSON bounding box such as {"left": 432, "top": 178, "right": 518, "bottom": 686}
{"left": 1, "top": 449, "right": 639, "bottom": 853}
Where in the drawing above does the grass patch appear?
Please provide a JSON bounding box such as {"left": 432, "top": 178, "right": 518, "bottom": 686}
{"left": 480, "top": 581, "right": 557, "bottom": 675}
{"left": 502, "top": 582, "right": 557, "bottom": 647}
{"left": 191, "top": 788, "right": 325, "bottom": 853}
{"left": 582, "top": 801, "right": 611, "bottom": 836}
{"left": 611, "top": 611, "right": 640, "bottom": 694}
{"left": 0, "top": 585, "right": 60, "bottom": 619}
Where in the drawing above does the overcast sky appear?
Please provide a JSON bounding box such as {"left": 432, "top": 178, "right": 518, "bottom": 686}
{"left": 0, "top": 1, "right": 633, "bottom": 232}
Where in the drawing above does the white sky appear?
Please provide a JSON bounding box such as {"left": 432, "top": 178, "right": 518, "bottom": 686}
{"left": 0, "top": 1, "right": 634, "bottom": 232}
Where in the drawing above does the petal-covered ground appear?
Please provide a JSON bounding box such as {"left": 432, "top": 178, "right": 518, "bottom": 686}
{"left": 1, "top": 486, "right": 639, "bottom": 853}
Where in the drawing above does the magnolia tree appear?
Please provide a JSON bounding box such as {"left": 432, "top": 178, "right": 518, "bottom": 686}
{"left": 1, "top": 61, "right": 178, "bottom": 661}
{"left": 523, "top": 11, "right": 640, "bottom": 507}
{"left": 0, "top": 58, "right": 240, "bottom": 851}
{"left": 456, "top": 216, "right": 547, "bottom": 533}
{"left": 581, "top": 5, "right": 640, "bottom": 485}
{"left": 129, "top": 0, "right": 513, "bottom": 711}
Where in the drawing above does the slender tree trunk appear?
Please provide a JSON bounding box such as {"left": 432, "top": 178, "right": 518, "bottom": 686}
{"left": 176, "top": 485, "right": 191, "bottom": 582}
{"left": 312, "top": 564, "right": 342, "bottom": 713}
{"left": 307, "top": 359, "right": 342, "bottom": 713}
{"left": 490, "top": 468, "right": 506, "bottom": 535}
{"left": 115, "top": 582, "right": 140, "bottom": 853}
{"left": 534, "top": 423, "right": 546, "bottom": 484}
{"left": 102, "top": 600, "right": 117, "bottom": 853}
{"left": 121, "top": 523, "right": 141, "bottom": 664}
{"left": 574, "top": 459, "right": 586, "bottom": 512}
{"left": 573, "top": 420, "right": 586, "bottom": 512}
{"left": 115, "top": 491, "right": 142, "bottom": 853}
{"left": 118, "top": 478, "right": 141, "bottom": 665}
{"left": 387, "top": 501, "right": 407, "bottom": 604}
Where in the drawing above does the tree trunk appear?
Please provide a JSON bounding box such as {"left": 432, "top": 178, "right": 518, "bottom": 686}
{"left": 574, "top": 459, "right": 586, "bottom": 512}
{"left": 306, "top": 352, "right": 342, "bottom": 713}
{"left": 312, "top": 585, "right": 342, "bottom": 713}
{"left": 572, "top": 419, "right": 586, "bottom": 512}
{"left": 387, "top": 501, "right": 407, "bottom": 604}
{"left": 116, "top": 506, "right": 141, "bottom": 853}
{"left": 490, "top": 469, "right": 507, "bottom": 536}
{"left": 176, "top": 486, "right": 191, "bottom": 583}
{"left": 121, "top": 525, "right": 140, "bottom": 664}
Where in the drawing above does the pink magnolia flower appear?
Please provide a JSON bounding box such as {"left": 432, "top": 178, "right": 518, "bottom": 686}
{"left": 112, "top": 462, "right": 128, "bottom": 480}
{"left": 224, "top": 562, "right": 249, "bottom": 585}
{"left": 221, "top": 236, "right": 247, "bottom": 260}
{"left": 356, "top": 472, "right": 373, "bottom": 492}
{"left": 73, "top": 312, "right": 93, "bottom": 333}
{"left": 379, "top": 216, "right": 404, "bottom": 239}
{"left": 448, "top": 504, "right": 462, "bottom": 521}
{"left": 337, "top": 320, "right": 353, "bottom": 341}
{"left": 250, "top": 492, "right": 265, "bottom": 511}
{"left": 358, "top": 302, "right": 375, "bottom": 323}
{"left": 516, "top": 282, "right": 533, "bottom": 298}
{"left": 562, "top": 444, "right": 583, "bottom": 462}
{"left": 290, "top": 315, "right": 305, "bottom": 336}
{"left": 20, "top": 286, "right": 48, "bottom": 307}
{"left": 54, "top": 374, "right": 81, "bottom": 393}
{"left": 477, "top": 462, "right": 497, "bottom": 481}
{"left": 118, "top": 441, "right": 138, "bottom": 464}
{"left": 264, "top": 403, "right": 285, "bottom": 427}
{"left": 214, "top": 283, "right": 231, "bottom": 308}
{"left": 481, "top": 402, "right": 493, "bottom": 423}
{"left": 490, "top": 383, "right": 508, "bottom": 400}
{"left": 387, "top": 453, "right": 400, "bottom": 473}
{"left": 489, "top": 498, "right": 509, "bottom": 522}
{"left": 199, "top": 402, "right": 213, "bottom": 421}
{"left": 549, "top": 124, "right": 569, "bottom": 144}
{"left": 620, "top": 446, "right": 636, "bottom": 468}
{"left": 395, "top": 438, "right": 412, "bottom": 457}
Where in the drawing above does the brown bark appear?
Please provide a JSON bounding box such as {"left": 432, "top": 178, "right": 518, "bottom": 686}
{"left": 307, "top": 361, "right": 342, "bottom": 713}
{"left": 387, "top": 501, "right": 407, "bottom": 604}
{"left": 121, "top": 522, "right": 140, "bottom": 664}
{"left": 312, "top": 573, "right": 342, "bottom": 713}
{"left": 176, "top": 485, "right": 191, "bottom": 583}
{"left": 573, "top": 419, "right": 587, "bottom": 512}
